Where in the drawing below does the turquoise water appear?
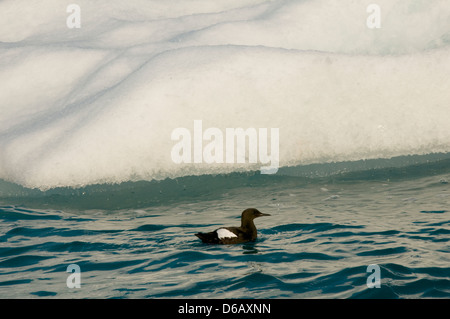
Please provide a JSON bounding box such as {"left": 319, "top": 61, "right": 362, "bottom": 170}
{"left": 1, "top": 158, "right": 449, "bottom": 298}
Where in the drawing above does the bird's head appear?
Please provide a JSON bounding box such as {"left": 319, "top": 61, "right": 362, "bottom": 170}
{"left": 242, "top": 208, "right": 271, "bottom": 220}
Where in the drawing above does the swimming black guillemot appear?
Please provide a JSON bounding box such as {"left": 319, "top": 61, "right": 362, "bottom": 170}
{"left": 195, "top": 208, "right": 270, "bottom": 244}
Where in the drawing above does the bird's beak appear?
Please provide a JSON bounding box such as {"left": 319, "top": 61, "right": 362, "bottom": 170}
{"left": 258, "top": 212, "right": 271, "bottom": 217}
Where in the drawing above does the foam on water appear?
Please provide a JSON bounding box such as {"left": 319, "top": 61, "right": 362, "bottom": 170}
{"left": 1, "top": 0, "right": 450, "bottom": 190}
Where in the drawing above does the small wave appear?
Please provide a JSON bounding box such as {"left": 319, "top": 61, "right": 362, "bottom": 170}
{"left": 0, "top": 207, "right": 61, "bottom": 221}
{"left": 0, "top": 255, "right": 54, "bottom": 268}
{"left": 268, "top": 222, "right": 365, "bottom": 234}
{"left": 129, "top": 225, "right": 166, "bottom": 232}
{"left": 420, "top": 210, "right": 447, "bottom": 214}
{"left": 356, "top": 247, "right": 408, "bottom": 257}
{"left": 0, "top": 279, "right": 33, "bottom": 287}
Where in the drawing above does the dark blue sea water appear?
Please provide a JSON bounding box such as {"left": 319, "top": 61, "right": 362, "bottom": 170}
{"left": 0, "top": 157, "right": 449, "bottom": 299}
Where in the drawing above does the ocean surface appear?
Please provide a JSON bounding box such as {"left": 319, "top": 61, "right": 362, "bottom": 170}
{"left": 1, "top": 0, "right": 450, "bottom": 299}
{"left": 1, "top": 156, "right": 449, "bottom": 298}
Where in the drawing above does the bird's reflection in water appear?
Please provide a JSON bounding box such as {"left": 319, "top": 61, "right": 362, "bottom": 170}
{"left": 242, "top": 242, "right": 259, "bottom": 254}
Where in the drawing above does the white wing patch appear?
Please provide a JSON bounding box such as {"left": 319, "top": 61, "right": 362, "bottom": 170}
{"left": 217, "top": 228, "right": 238, "bottom": 239}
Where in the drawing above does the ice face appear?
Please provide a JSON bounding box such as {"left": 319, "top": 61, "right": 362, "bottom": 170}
{"left": 1, "top": 0, "right": 449, "bottom": 190}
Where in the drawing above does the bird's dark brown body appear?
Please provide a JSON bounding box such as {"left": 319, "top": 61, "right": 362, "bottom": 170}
{"left": 195, "top": 208, "right": 270, "bottom": 244}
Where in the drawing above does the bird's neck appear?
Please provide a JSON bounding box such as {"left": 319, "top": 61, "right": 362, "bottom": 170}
{"left": 241, "top": 219, "right": 257, "bottom": 237}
